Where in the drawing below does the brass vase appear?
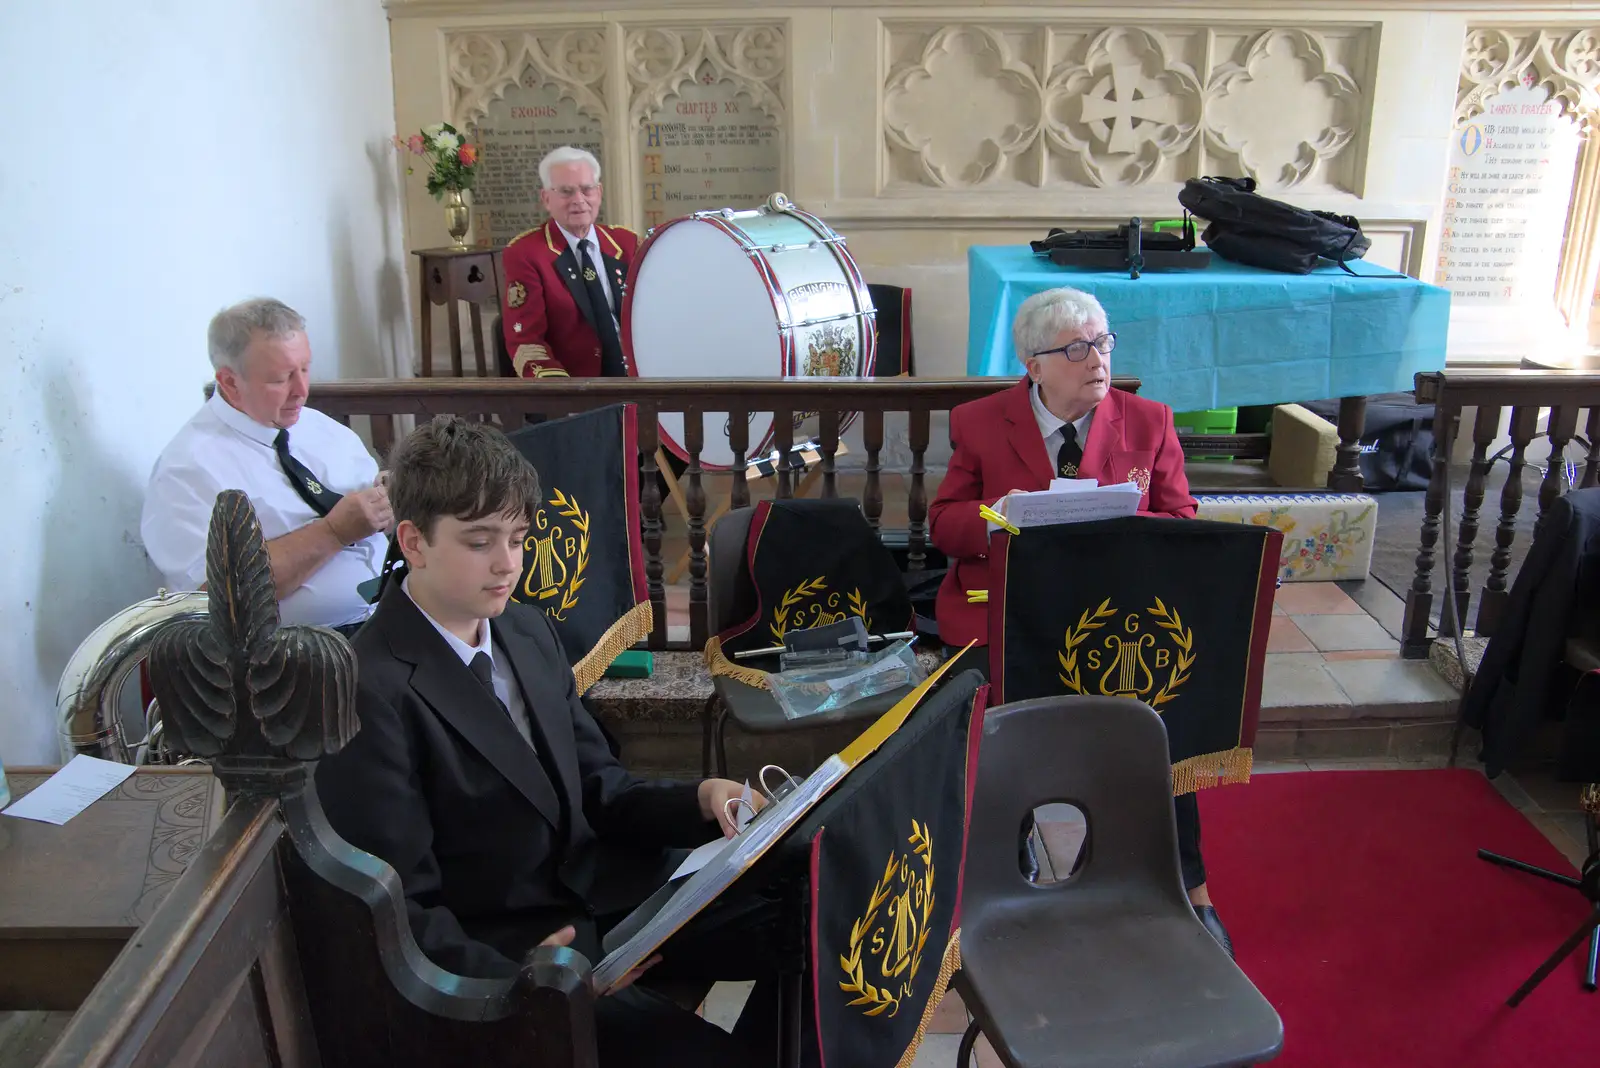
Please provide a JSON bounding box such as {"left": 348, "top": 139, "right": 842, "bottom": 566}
{"left": 442, "top": 188, "right": 470, "bottom": 249}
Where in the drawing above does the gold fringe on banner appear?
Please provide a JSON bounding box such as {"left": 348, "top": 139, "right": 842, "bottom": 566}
{"left": 572, "top": 600, "right": 655, "bottom": 696}
{"left": 1170, "top": 746, "right": 1253, "bottom": 797}
{"left": 703, "top": 635, "right": 773, "bottom": 689}
{"left": 895, "top": 930, "right": 963, "bottom": 1068}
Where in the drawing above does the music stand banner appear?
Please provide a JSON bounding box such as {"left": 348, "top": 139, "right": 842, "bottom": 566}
{"left": 506, "top": 404, "right": 650, "bottom": 694}
{"left": 990, "top": 517, "right": 1279, "bottom": 795}
{"left": 803, "top": 671, "right": 985, "bottom": 1068}
{"left": 708, "top": 498, "right": 913, "bottom": 685}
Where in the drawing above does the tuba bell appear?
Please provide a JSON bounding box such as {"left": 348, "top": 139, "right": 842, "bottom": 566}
{"left": 56, "top": 589, "right": 207, "bottom": 764}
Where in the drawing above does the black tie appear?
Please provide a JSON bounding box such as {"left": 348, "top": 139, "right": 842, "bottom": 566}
{"left": 577, "top": 239, "right": 627, "bottom": 377}
{"left": 274, "top": 429, "right": 343, "bottom": 517}
{"left": 468, "top": 652, "right": 512, "bottom": 719}
{"left": 1056, "top": 423, "right": 1084, "bottom": 478}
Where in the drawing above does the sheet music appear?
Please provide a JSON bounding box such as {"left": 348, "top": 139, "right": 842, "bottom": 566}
{"left": 994, "top": 482, "right": 1143, "bottom": 529}
{"left": 592, "top": 755, "right": 849, "bottom": 992}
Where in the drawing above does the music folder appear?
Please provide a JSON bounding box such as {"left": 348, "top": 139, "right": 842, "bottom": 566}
{"left": 590, "top": 646, "right": 972, "bottom": 992}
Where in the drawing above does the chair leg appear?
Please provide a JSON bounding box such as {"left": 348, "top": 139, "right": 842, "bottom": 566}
{"left": 700, "top": 695, "right": 718, "bottom": 779}
{"left": 714, "top": 704, "right": 731, "bottom": 778}
{"left": 956, "top": 1020, "right": 983, "bottom": 1068}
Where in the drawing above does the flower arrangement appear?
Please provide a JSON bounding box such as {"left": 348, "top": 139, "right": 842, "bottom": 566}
{"left": 395, "top": 123, "right": 479, "bottom": 199}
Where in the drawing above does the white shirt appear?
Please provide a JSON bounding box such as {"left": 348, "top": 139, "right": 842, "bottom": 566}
{"left": 1030, "top": 380, "right": 1095, "bottom": 473}
{"left": 402, "top": 576, "right": 534, "bottom": 747}
{"left": 557, "top": 223, "right": 617, "bottom": 319}
{"left": 140, "top": 392, "right": 385, "bottom": 628}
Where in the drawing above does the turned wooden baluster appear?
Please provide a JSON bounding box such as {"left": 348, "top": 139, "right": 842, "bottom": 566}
{"left": 1443, "top": 406, "right": 1500, "bottom": 638}
{"left": 819, "top": 409, "right": 840, "bottom": 499}
{"left": 638, "top": 408, "right": 667, "bottom": 648}
{"left": 684, "top": 409, "right": 708, "bottom": 651}
{"left": 1402, "top": 401, "right": 1459, "bottom": 656}
{"left": 862, "top": 410, "right": 885, "bottom": 531}
{"left": 1583, "top": 408, "right": 1600, "bottom": 489}
{"left": 908, "top": 407, "right": 931, "bottom": 571}
{"left": 729, "top": 407, "right": 750, "bottom": 510}
{"left": 773, "top": 410, "right": 795, "bottom": 499}
{"left": 1479, "top": 405, "right": 1540, "bottom": 638}
{"left": 1538, "top": 405, "right": 1580, "bottom": 522}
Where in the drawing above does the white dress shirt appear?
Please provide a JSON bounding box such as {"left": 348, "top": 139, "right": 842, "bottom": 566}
{"left": 557, "top": 223, "right": 617, "bottom": 319}
{"left": 140, "top": 392, "right": 385, "bottom": 628}
{"left": 1030, "top": 380, "right": 1095, "bottom": 471}
{"left": 402, "top": 576, "right": 534, "bottom": 747}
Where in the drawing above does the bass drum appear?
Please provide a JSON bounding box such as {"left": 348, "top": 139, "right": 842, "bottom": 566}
{"left": 622, "top": 193, "right": 876, "bottom": 470}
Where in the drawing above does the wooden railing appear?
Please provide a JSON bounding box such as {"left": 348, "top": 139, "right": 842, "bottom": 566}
{"left": 313, "top": 376, "right": 1154, "bottom": 650}
{"left": 1400, "top": 369, "right": 1600, "bottom": 657}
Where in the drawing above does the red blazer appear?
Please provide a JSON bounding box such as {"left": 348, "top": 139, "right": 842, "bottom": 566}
{"left": 929, "top": 380, "right": 1197, "bottom": 648}
{"left": 500, "top": 220, "right": 639, "bottom": 379}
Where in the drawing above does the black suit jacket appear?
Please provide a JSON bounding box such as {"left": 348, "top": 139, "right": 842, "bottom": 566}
{"left": 1462, "top": 487, "right": 1600, "bottom": 776}
{"left": 315, "top": 585, "right": 715, "bottom": 979}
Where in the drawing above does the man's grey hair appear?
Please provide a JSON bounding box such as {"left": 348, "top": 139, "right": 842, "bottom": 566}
{"left": 538, "top": 146, "right": 602, "bottom": 188}
{"left": 208, "top": 298, "right": 306, "bottom": 372}
{"left": 1012, "top": 287, "right": 1109, "bottom": 360}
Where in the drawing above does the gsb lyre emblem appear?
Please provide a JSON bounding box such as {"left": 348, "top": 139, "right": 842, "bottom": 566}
{"left": 839, "top": 820, "right": 935, "bottom": 1019}
{"left": 1059, "top": 597, "right": 1196, "bottom": 708}
{"left": 516, "top": 489, "right": 590, "bottom": 622}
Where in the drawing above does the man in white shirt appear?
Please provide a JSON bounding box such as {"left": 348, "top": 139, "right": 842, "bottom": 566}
{"left": 140, "top": 298, "right": 392, "bottom": 633}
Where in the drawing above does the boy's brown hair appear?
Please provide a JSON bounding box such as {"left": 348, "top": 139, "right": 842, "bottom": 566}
{"left": 387, "top": 416, "right": 540, "bottom": 537}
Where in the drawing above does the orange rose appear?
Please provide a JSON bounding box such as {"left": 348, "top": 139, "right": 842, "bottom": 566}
{"left": 459, "top": 143, "right": 478, "bottom": 166}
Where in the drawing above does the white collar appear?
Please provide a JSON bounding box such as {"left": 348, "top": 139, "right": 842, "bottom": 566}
{"left": 1029, "top": 380, "right": 1094, "bottom": 440}
{"left": 207, "top": 389, "right": 281, "bottom": 447}
{"left": 402, "top": 574, "right": 491, "bottom": 669}
{"left": 558, "top": 223, "right": 598, "bottom": 259}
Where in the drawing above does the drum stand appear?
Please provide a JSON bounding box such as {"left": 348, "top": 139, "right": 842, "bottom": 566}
{"left": 663, "top": 442, "right": 848, "bottom": 585}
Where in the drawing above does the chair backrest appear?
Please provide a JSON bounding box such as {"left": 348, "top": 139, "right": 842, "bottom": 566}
{"left": 493, "top": 314, "right": 515, "bottom": 377}
{"left": 867, "top": 283, "right": 914, "bottom": 377}
{"left": 965, "top": 695, "right": 1190, "bottom": 911}
{"left": 707, "top": 506, "right": 757, "bottom": 635}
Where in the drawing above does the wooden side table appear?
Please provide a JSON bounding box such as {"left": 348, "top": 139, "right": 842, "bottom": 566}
{"left": 413, "top": 247, "right": 504, "bottom": 377}
{"left": 0, "top": 767, "right": 224, "bottom": 1010}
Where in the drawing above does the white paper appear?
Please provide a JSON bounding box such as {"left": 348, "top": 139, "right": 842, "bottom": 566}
{"left": 990, "top": 483, "right": 1142, "bottom": 530}
{"left": 2, "top": 755, "right": 136, "bottom": 826}
{"left": 1048, "top": 478, "right": 1103, "bottom": 491}
{"left": 668, "top": 780, "right": 757, "bottom": 882}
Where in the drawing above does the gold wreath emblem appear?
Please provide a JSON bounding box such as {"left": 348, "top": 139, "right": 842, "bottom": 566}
{"left": 1058, "top": 597, "right": 1195, "bottom": 706}
{"left": 517, "top": 488, "right": 590, "bottom": 621}
{"left": 507, "top": 280, "right": 527, "bottom": 309}
{"left": 1126, "top": 466, "right": 1152, "bottom": 494}
{"left": 769, "top": 578, "right": 873, "bottom": 642}
{"left": 839, "top": 820, "right": 936, "bottom": 1019}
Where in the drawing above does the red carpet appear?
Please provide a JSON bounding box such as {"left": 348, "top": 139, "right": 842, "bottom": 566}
{"left": 1198, "top": 769, "right": 1597, "bottom": 1068}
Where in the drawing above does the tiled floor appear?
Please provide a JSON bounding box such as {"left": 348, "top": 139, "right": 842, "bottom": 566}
{"left": 696, "top": 758, "right": 1596, "bottom": 1067}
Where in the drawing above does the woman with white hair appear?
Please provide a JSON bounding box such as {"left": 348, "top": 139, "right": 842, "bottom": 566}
{"left": 929, "top": 287, "right": 1232, "bottom": 955}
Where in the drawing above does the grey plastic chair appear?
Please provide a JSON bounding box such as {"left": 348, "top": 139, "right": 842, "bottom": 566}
{"left": 953, "top": 695, "right": 1284, "bottom": 1068}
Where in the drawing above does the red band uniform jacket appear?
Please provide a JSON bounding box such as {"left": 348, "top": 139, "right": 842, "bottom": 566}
{"left": 500, "top": 220, "right": 639, "bottom": 379}
{"left": 929, "top": 380, "right": 1198, "bottom": 649}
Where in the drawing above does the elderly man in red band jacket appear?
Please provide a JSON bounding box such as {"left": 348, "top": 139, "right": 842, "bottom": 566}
{"left": 500, "top": 146, "right": 639, "bottom": 380}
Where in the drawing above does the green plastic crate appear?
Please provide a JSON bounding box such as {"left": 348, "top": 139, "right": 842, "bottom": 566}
{"left": 1174, "top": 407, "right": 1237, "bottom": 462}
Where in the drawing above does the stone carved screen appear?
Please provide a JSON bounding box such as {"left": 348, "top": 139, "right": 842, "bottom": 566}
{"left": 628, "top": 27, "right": 787, "bottom": 229}
{"left": 881, "top": 23, "right": 1370, "bottom": 192}
{"left": 470, "top": 76, "right": 608, "bottom": 247}
{"left": 448, "top": 31, "right": 610, "bottom": 248}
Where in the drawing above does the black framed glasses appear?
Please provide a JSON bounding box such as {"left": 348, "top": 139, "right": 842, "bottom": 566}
{"left": 1033, "top": 332, "right": 1116, "bottom": 362}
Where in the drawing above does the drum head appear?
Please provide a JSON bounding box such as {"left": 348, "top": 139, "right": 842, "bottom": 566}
{"left": 626, "top": 218, "right": 779, "bottom": 469}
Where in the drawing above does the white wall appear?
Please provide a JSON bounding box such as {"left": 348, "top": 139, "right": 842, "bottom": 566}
{"left": 0, "top": 1, "right": 409, "bottom": 764}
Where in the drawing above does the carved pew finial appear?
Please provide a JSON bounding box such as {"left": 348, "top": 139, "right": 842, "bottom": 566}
{"left": 147, "top": 489, "right": 358, "bottom": 796}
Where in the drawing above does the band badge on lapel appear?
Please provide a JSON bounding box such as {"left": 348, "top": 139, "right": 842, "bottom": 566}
{"left": 770, "top": 576, "right": 872, "bottom": 642}
{"left": 519, "top": 488, "right": 590, "bottom": 621}
{"left": 1059, "top": 597, "right": 1196, "bottom": 707}
{"left": 839, "top": 819, "right": 935, "bottom": 1019}
{"left": 1126, "top": 466, "right": 1152, "bottom": 493}
{"left": 507, "top": 281, "right": 527, "bottom": 309}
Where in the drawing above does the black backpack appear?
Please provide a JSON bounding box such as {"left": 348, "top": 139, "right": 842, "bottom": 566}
{"left": 1303, "top": 393, "right": 1434, "bottom": 492}
{"left": 1178, "top": 176, "right": 1372, "bottom": 275}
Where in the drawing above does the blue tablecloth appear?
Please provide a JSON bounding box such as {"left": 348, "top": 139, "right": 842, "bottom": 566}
{"left": 967, "top": 247, "right": 1450, "bottom": 412}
